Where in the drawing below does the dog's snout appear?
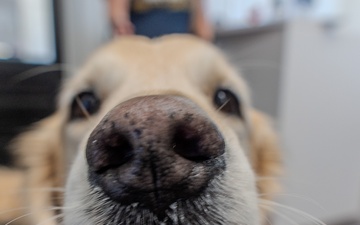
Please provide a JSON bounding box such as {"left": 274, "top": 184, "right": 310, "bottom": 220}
{"left": 86, "top": 95, "right": 225, "bottom": 212}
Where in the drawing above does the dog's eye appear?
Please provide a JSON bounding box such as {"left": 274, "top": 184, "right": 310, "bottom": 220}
{"left": 214, "top": 89, "right": 243, "bottom": 119}
{"left": 70, "top": 91, "right": 100, "bottom": 120}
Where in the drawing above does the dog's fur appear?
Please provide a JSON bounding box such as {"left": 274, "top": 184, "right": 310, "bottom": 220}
{"left": 0, "top": 35, "right": 281, "bottom": 225}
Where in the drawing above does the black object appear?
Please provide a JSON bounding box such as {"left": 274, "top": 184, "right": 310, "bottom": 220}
{"left": 0, "top": 0, "right": 62, "bottom": 166}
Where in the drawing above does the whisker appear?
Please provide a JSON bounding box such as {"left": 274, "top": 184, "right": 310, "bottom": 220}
{"left": 261, "top": 204, "right": 299, "bottom": 225}
{"left": 263, "top": 214, "right": 275, "bottom": 225}
{"left": 0, "top": 207, "right": 30, "bottom": 216}
{"left": 0, "top": 187, "right": 64, "bottom": 197}
{"left": 9, "top": 64, "right": 68, "bottom": 85}
{"left": 216, "top": 99, "right": 230, "bottom": 112}
{"left": 260, "top": 199, "right": 326, "bottom": 225}
{"left": 75, "top": 97, "right": 92, "bottom": 121}
{"left": 36, "top": 213, "right": 64, "bottom": 225}
{"left": 25, "top": 187, "right": 65, "bottom": 192}
{"left": 258, "top": 193, "right": 324, "bottom": 210}
{"left": 0, "top": 203, "right": 80, "bottom": 220}
{"left": 256, "top": 176, "right": 282, "bottom": 181}
{"left": 3, "top": 200, "right": 93, "bottom": 225}
{"left": 5, "top": 212, "right": 33, "bottom": 225}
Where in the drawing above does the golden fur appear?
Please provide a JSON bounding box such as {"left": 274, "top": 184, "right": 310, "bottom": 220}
{"left": 0, "top": 35, "right": 281, "bottom": 225}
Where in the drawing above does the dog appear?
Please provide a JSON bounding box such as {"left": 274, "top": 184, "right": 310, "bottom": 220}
{"left": 0, "top": 35, "right": 281, "bottom": 225}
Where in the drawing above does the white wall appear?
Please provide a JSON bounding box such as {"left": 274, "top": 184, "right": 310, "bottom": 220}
{"left": 277, "top": 21, "right": 360, "bottom": 224}
{"left": 0, "top": 0, "right": 56, "bottom": 63}
{"left": 62, "top": 0, "right": 110, "bottom": 73}
{"left": 337, "top": 0, "right": 360, "bottom": 37}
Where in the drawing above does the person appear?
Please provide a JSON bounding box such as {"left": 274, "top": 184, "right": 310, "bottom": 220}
{"left": 107, "top": 0, "right": 213, "bottom": 41}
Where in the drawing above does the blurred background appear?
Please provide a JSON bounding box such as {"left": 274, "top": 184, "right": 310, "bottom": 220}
{"left": 0, "top": 0, "right": 359, "bottom": 224}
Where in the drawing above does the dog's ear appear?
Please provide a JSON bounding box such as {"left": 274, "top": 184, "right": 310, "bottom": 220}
{"left": 10, "top": 112, "right": 64, "bottom": 224}
{"left": 248, "top": 109, "right": 282, "bottom": 207}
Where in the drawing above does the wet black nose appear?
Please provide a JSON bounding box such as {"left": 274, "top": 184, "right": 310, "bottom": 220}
{"left": 86, "top": 95, "right": 225, "bottom": 213}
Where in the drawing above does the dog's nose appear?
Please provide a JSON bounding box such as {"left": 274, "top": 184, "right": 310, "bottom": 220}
{"left": 86, "top": 95, "right": 225, "bottom": 213}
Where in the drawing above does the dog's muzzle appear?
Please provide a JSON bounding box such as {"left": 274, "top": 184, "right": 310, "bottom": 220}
{"left": 86, "top": 95, "right": 226, "bottom": 215}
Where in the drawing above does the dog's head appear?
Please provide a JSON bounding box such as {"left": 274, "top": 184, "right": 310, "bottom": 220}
{"left": 15, "top": 35, "right": 281, "bottom": 225}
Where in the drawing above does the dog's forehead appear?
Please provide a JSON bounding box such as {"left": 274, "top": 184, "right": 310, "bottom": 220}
{"left": 94, "top": 35, "right": 221, "bottom": 80}
{"left": 60, "top": 35, "right": 249, "bottom": 107}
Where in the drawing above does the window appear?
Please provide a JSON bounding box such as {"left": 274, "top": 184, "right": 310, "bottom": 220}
{"left": 0, "top": 0, "right": 57, "bottom": 64}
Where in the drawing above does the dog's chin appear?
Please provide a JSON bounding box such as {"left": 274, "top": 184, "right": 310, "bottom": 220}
{"left": 64, "top": 146, "right": 260, "bottom": 225}
{"left": 86, "top": 158, "right": 226, "bottom": 219}
{"left": 84, "top": 175, "right": 230, "bottom": 225}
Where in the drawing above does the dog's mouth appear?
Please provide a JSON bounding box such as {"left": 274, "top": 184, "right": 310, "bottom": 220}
{"left": 84, "top": 95, "right": 227, "bottom": 221}
{"left": 86, "top": 175, "right": 226, "bottom": 224}
{"left": 88, "top": 156, "right": 226, "bottom": 221}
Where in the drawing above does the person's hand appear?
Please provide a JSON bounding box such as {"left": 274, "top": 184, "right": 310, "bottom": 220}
{"left": 193, "top": 19, "right": 214, "bottom": 41}
{"left": 190, "top": 0, "right": 214, "bottom": 41}
{"left": 112, "top": 16, "right": 135, "bottom": 36}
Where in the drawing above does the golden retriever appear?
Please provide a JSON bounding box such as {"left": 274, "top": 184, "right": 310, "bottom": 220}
{"left": 0, "top": 35, "right": 281, "bottom": 225}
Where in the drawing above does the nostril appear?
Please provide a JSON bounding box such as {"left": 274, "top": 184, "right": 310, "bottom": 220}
{"left": 87, "top": 132, "right": 134, "bottom": 174}
{"left": 172, "top": 124, "right": 220, "bottom": 162}
{"left": 172, "top": 125, "right": 203, "bottom": 161}
{"left": 103, "top": 134, "right": 133, "bottom": 168}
